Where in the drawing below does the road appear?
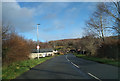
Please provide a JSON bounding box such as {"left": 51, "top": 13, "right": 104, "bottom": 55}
{"left": 15, "top": 54, "right": 119, "bottom": 80}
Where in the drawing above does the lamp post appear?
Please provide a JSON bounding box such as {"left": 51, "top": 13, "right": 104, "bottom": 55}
{"left": 36, "top": 24, "right": 40, "bottom": 59}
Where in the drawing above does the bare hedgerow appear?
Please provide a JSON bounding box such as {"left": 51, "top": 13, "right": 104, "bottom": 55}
{"left": 3, "top": 33, "right": 30, "bottom": 65}
{"left": 96, "top": 37, "right": 119, "bottom": 60}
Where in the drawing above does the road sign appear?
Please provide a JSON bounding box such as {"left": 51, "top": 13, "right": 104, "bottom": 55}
{"left": 37, "top": 45, "right": 40, "bottom": 49}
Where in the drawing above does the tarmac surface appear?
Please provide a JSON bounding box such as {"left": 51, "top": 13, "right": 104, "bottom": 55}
{"left": 16, "top": 54, "right": 119, "bottom": 80}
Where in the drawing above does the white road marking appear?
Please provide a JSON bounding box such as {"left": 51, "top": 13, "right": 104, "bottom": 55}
{"left": 66, "top": 54, "right": 102, "bottom": 80}
{"left": 71, "top": 62, "right": 79, "bottom": 68}
{"left": 88, "top": 73, "right": 102, "bottom": 81}
{"left": 66, "top": 55, "right": 69, "bottom": 61}
{"left": 66, "top": 55, "right": 68, "bottom": 60}
{"left": 66, "top": 55, "right": 79, "bottom": 68}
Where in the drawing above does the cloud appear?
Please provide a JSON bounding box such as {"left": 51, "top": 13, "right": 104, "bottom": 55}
{"left": 2, "top": 2, "right": 70, "bottom": 41}
{"left": 43, "top": 19, "right": 65, "bottom": 32}
{"left": 53, "top": 20, "right": 65, "bottom": 29}
{"left": 2, "top": 2, "right": 97, "bottom": 42}
{"left": 2, "top": 2, "right": 70, "bottom": 33}
{"left": 2, "top": 2, "right": 35, "bottom": 32}
{"left": 42, "top": 13, "right": 57, "bottom": 20}
{"left": 34, "top": 2, "right": 69, "bottom": 16}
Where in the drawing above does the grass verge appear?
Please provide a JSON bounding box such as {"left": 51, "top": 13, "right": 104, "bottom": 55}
{"left": 2, "top": 56, "right": 53, "bottom": 80}
{"left": 73, "top": 53, "right": 120, "bottom": 67}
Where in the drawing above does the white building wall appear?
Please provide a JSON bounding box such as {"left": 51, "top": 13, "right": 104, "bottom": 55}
{"left": 29, "top": 52, "right": 56, "bottom": 59}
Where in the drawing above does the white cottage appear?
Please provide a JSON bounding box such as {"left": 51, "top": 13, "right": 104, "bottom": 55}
{"left": 29, "top": 49, "right": 58, "bottom": 59}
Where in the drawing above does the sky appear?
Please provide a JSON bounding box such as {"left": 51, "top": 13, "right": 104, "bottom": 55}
{"left": 2, "top": 1, "right": 98, "bottom": 42}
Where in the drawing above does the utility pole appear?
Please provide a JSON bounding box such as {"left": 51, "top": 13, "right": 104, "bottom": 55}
{"left": 37, "top": 24, "right": 40, "bottom": 59}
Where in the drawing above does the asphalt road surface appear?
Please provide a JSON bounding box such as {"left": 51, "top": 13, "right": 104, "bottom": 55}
{"left": 15, "top": 54, "right": 119, "bottom": 80}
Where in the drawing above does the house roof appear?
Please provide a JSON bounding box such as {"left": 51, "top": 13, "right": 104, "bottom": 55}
{"left": 40, "top": 48, "right": 53, "bottom": 53}
{"left": 32, "top": 48, "right": 53, "bottom": 53}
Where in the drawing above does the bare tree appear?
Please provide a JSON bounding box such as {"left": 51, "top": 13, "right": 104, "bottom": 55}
{"left": 86, "top": 13, "right": 106, "bottom": 41}
{"left": 97, "top": 2, "right": 120, "bottom": 34}
{"left": 2, "top": 25, "right": 10, "bottom": 40}
{"left": 85, "top": 2, "right": 120, "bottom": 42}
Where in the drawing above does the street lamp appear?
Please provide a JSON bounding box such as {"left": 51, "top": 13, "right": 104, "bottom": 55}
{"left": 37, "top": 24, "right": 40, "bottom": 45}
{"left": 36, "top": 24, "right": 40, "bottom": 59}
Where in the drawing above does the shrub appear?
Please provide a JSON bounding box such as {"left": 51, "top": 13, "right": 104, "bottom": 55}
{"left": 96, "top": 39, "right": 120, "bottom": 60}
{"left": 3, "top": 33, "right": 30, "bottom": 65}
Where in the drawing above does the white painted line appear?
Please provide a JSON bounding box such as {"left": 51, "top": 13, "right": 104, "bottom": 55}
{"left": 66, "top": 55, "right": 68, "bottom": 60}
{"left": 71, "top": 62, "right": 74, "bottom": 64}
{"left": 71, "top": 62, "right": 79, "bottom": 68}
{"left": 74, "top": 65, "right": 79, "bottom": 68}
{"left": 88, "top": 73, "right": 102, "bottom": 81}
{"left": 66, "top": 55, "right": 101, "bottom": 81}
{"left": 66, "top": 55, "right": 70, "bottom": 61}
{"left": 66, "top": 55, "right": 79, "bottom": 68}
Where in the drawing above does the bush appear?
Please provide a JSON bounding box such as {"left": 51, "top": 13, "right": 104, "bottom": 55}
{"left": 2, "top": 33, "right": 30, "bottom": 65}
{"left": 96, "top": 39, "right": 120, "bottom": 60}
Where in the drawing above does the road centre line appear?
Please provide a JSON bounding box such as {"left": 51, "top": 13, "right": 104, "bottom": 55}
{"left": 66, "top": 55, "right": 102, "bottom": 81}
{"left": 88, "top": 73, "right": 102, "bottom": 81}
{"left": 66, "top": 55, "right": 69, "bottom": 61}
{"left": 71, "top": 62, "right": 79, "bottom": 68}
{"left": 66, "top": 55, "right": 79, "bottom": 68}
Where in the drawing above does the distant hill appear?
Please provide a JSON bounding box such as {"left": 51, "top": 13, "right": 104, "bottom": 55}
{"left": 49, "top": 35, "right": 119, "bottom": 43}
{"left": 49, "top": 38, "right": 81, "bottom": 42}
